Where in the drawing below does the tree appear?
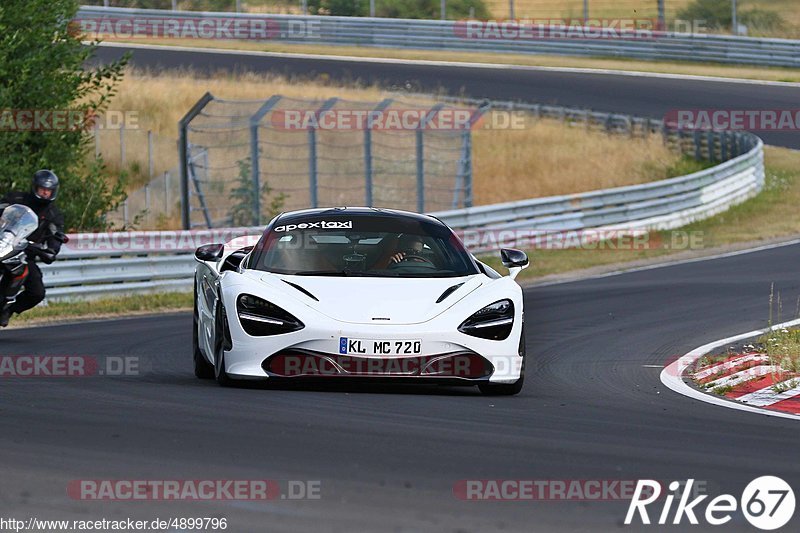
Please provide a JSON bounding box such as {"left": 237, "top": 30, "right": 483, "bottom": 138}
{"left": 0, "top": 0, "right": 129, "bottom": 230}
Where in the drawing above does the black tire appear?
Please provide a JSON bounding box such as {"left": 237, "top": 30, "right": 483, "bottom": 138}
{"left": 193, "top": 281, "right": 215, "bottom": 379}
{"left": 214, "top": 300, "right": 233, "bottom": 387}
{"left": 479, "top": 326, "right": 526, "bottom": 396}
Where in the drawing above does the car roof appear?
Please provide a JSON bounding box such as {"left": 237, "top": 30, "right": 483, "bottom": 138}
{"left": 273, "top": 207, "right": 445, "bottom": 227}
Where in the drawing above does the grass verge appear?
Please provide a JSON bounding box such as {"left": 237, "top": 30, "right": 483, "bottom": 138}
{"left": 7, "top": 291, "right": 193, "bottom": 328}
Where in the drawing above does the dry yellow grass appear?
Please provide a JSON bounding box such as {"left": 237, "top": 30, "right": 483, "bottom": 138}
{"left": 101, "top": 69, "right": 688, "bottom": 222}
{"left": 472, "top": 116, "right": 679, "bottom": 204}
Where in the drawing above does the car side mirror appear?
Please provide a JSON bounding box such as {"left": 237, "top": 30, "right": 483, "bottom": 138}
{"left": 195, "top": 243, "right": 224, "bottom": 262}
{"left": 500, "top": 248, "right": 529, "bottom": 280}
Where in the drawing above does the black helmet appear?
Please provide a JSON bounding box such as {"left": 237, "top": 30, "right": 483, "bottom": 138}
{"left": 32, "top": 169, "right": 59, "bottom": 202}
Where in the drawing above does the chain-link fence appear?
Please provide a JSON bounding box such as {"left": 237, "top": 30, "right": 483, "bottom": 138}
{"left": 177, "top": 94, "right": 484, "bottom": 229}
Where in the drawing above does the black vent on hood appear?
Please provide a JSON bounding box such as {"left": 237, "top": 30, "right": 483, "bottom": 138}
{"left": 282, "top": 280, "right": 319, "bottom": 301}
{"left": 436, "top": 283, "right": 465, "bottom": 304}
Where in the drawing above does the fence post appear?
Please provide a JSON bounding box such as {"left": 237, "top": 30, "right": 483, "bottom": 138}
{"left": 707, "top": 131, "right": 716, "bottom": 163}
{"left": 145, "top": 184, "right": 151, "bottom": 223}
{"left": 119, "top": 127, "right": 125, "bottom": 167}
{"left": 456, "top": 101, "right": 490, "bottom": 209}
{"left": 308, "top": 98, "right": 338, "bottom": 209}
{"left": 720, "top": 132, "right": 729, "bottom": 161}
{"left": 308, "top": 128, "right": 318, "bottom": 208}
{"left": 364, "top": 99, "right": 394, "bottom": 207}
{"left": 249, "top": 95, "right": 283, "bottom": 225}
{"left": 164, "top": 171, "right": 170, "bottom": 216}
{"left": 147, "top": 130, "right": 154, "bottom": 179}
{"left": 417, "top": 104, "right": 445, "bottom": 213}
{"left": 693, "top": 130, "right": 702, "bottom": 160}
{"left": 94, "top": 123, "right": 100, "bottom": 158}
{"left": 178, "top": 92, "right": 214, "bottom": 229}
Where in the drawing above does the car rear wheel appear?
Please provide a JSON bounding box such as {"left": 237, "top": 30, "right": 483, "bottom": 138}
{"left": 478, "top": 326, "right": 526, "bottom": 396}
{"left": 193, "top": 281, "right": 214, "bottom": 379}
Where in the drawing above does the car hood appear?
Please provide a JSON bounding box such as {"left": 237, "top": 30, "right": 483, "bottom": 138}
{"left": 262, "top": 273, "right": 484, "bottom": 325}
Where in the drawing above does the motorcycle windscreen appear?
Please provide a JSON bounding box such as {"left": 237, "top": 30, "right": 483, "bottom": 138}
{"left": 0, "top": 204, "right": 39, "bottom": 258}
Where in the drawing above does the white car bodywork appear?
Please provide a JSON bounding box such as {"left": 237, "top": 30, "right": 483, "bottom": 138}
{"left": 193, "top": 208, "right": 528, "bottom": 394}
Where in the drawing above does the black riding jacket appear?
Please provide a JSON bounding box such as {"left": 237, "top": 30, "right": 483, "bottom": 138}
{"left": 0, "top": 191, "right": 65, "bottom": 259}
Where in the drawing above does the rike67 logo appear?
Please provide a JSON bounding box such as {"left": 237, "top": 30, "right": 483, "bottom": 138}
{"left": 625, "top": 477, "right": 795, "bottom": 530}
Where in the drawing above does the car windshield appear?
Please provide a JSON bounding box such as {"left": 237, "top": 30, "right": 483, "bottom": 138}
{"left": 250, "top": 213, "right": 478, "bottom": 278}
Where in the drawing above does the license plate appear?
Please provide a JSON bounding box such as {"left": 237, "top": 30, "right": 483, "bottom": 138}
{"left": 339, "top": 337, "right": 422, "bottom": 356}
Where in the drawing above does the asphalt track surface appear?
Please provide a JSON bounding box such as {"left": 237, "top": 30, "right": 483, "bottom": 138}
{"left": 2, "top": 243, "right": 800, "bottom": 531}
{"left": 90, "top": 44, "right": 800, "bottom": 149}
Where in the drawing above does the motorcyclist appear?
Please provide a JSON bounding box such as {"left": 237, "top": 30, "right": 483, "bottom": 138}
{"left": 0, "top": 170, "right": 65, "bottom": 327}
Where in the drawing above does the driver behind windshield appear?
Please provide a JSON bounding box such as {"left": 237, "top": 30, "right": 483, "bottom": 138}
{"left": 389, "top": 234, "right": 427, "bottom": 265}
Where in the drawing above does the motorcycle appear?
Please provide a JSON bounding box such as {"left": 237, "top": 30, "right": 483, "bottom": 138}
{"left": 0, "top": 204, "right": 68, "bottom": 315}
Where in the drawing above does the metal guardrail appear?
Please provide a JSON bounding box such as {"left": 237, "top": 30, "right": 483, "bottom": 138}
{"left": 41, "top": 228, "right": 260, "bottom": 300}
{"left": 76, "top": 6, "right": 800, "bottom": 68}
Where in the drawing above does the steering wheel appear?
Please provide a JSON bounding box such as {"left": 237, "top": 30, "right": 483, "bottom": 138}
{"left": 388, "top": 254, "right": 436, "bottom": 268}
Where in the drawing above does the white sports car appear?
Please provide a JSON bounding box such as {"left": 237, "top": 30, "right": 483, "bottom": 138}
{"left": 193, "top": 207, "right": 529, "bottom": 395}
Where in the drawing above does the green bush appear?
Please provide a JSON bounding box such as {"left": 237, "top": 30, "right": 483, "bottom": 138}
{"left": 307, "top": 0, "right": 489, "bottom": 19}
{"left": 677, "top": 0, "right": 785, "bottom": 32}
{"left": 740, "top": 8, "right": 786, "bottom": 33}
{"left": 378, "top": 0, "right": 489, "bottom": 19}
{"left": 0, "top": 0, "right": 129, "bottom": 230}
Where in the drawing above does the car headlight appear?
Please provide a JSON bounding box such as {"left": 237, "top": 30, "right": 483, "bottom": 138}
{"left": 237, "top": 294, "right": 305, "bottom": 336}
{"left": 458, "top": 299, "right": 514, "bottom": 340}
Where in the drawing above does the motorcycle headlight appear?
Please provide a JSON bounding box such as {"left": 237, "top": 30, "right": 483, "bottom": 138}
{"left": 458, "top": 299, "right": 514, "bottom": 340}
{"left": 237, "top": 294, "right": 305, "bottom": 336}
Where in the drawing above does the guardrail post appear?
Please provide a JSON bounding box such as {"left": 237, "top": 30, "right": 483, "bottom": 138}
{"left": 249, "top": 95, "right": 283, "bottom": 225}
{"left": 417, "top": 104, "right": 445, "bottom": 213}
{"left": 364, "top": 99, "right": 393, "bottom": 207}
{"left": 178, "top": 92, "right": 214, "bottom": 230}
